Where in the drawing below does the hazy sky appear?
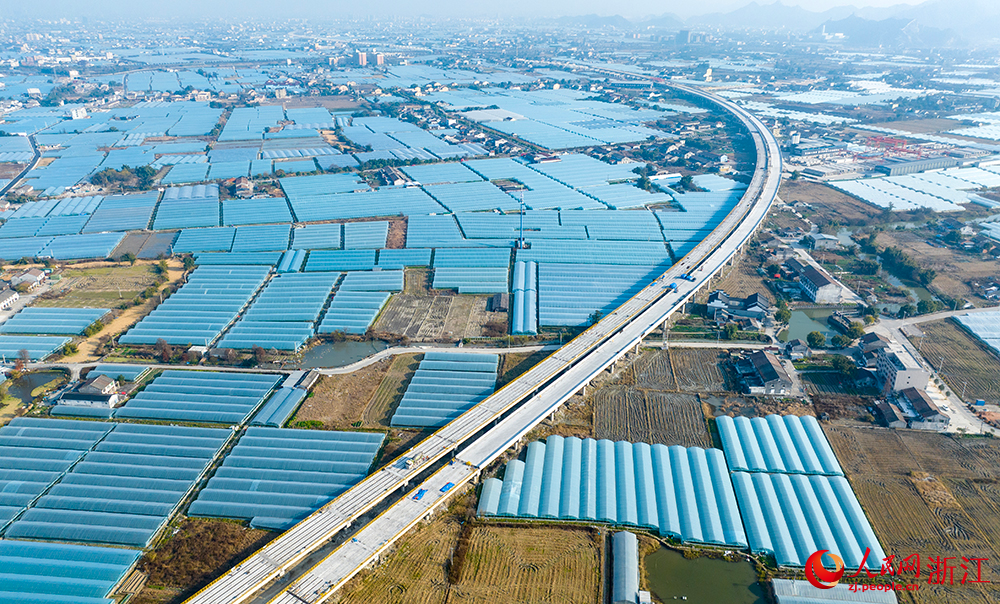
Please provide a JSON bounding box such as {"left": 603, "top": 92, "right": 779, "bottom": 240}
{"left": 11, "top": 0, "right": 927, "bottom": 20}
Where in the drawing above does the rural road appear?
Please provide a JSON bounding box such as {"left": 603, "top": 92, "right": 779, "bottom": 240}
{"left": 26, "top": 343, "right": 561, "bottom": 380}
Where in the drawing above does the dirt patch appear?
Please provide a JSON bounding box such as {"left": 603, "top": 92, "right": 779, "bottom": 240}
{"left": 915, "top": 320, "right": 1000, "bottom": 404}
{"left": 374, "top": 273, "right": 506, "bottom": 341}
{"left": 374, "top": 429, "right": 429, "bottom": 469}
{"left": 708, "top": 394, "right": 814, "bottom": 419}
{"left": 0, "top": 163, "right": 26, "bottom": 178}
{"left": 0, "top": 395, "right": 20, "bottom": 427}
{"left": 706, "top": 250, "right": 774, "bottom": 304}
{"left": 779, "top": 180, "right": 886, "bottom": 227}
{"left": 131, "top": 519, "right": 275, "bottom": 604}
{"left": 811, "top": 393, "right": 872, "bottom": 420}
{"left": 385, "top": 218, "right": 406, "bottom": 249}
{"left": 292, "top": 359, "right": 391, "bottom": 429}
{"left": 363, "top": 353, "right": 420, "bottom": 428}
{"left": 498, "top": 350, "right": 550, "bottom": 388}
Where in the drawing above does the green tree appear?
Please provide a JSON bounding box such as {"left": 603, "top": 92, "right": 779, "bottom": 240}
{"left": 847, "top": 321, "right": 865, "bottom": 339}
{"left": 63, "top": 343, "right": 78, "bottom": 355}
{"left": 182, "top": 256, "right": 196, "bottom": 271}
{"left": 120, "top": 252, "right": 137, "bottom": 266}
{"left": 830, "top": 354, "right": 856, "bottom": 377}
{"left": 723, "top": 323, "right": 738, "bottom": 340}
{"left": 831, "top": 334, "right": 853, "bottom": 348}
{"left": 775, "top": 308, "right": 791, "bottom": 323}
{"left": 917, "top": 299, "right": 944, "bottom": 315}
{"left": 807, "top": 331, "right": 826, "bottom": 348}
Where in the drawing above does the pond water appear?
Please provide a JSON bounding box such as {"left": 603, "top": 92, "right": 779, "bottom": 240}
{"left": 8, "top": 371, "right": 67, "bottom": 404}
{"left": 645, "top": 547, "right": 764, "bottom": 604}
{"left": 777, "top": 308, "right": 838, "bottom": 343}
{"left": 293, "top": 340, "right": 390, "bottom": 369}
{"left": 884, "top": 274, "right": 935, "bottom": 304}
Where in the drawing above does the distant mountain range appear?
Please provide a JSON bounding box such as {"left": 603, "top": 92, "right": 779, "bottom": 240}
{"left": 542, "top": 0, "right": 1000, "bottom": 46}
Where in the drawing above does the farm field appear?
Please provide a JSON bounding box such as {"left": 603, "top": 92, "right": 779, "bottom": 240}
{"left": 339, "top": 496, "right": 603, "bottom": 604}
{"left": 450, "top": 525, "right": 602, "bottom": 604}
{"left": 33, "top": 262, "right": 165, "bottom": 308}
{"left": 802, "top": 372, "right": 877, "bottom": 396}
{"left": 779, "top": 180, "right": 882, "bottom": 226}
{"left": 632, "top": 348, "right": 677, "bottom": 391}
{"left": 131, "top": 519, "right": 275, "bottom": 604}
{"left": 594, "top": 387, "right": 711, "bottom": 448}
{"left": 671, "top": 349, "right": 728, "bottom": 392}
{"left": 590, "top": 348, "right": 713, "bottom": 447}
{"left": 914, "top": 320, "right": 1000, "bottom": 404}
{"left": 373, "top": 270, "right": 506, "bottom": 341}
{"left": 825, "top": 427, "right": 1000, "bottom": 604}
{"left": 292, "top": 359, "right": 391, "bottom": 429}
{"left": 337, "top": 492, "right": 469, "bottom": 604}
{"left": 363, "top": 353, "right": 421, "bottom": 428}
{"left": 112, "top": 231, "right": 177, "bottom": 259}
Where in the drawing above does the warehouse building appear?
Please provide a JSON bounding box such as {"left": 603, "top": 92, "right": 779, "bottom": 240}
{"left": 875, "top": 157, "right": 959, "bottom": 177}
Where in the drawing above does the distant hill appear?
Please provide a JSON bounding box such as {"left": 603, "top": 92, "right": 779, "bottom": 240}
{"left": 537, "top": 0, "right": 1000, "bottom": 45}
{"left": 687, "top": 1, "right": 856, "bottom": 32}
{"left": 813, "top": 14, "right": 959, "bottom": 48}
{"left": 896, "top": 0, "right": 1000, "bottom": 43}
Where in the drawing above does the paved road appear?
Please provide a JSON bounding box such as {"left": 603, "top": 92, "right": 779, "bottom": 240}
{"left": 0, "top": 135, "right": 40, "bottom": 196}
{"left": 26, "top": 344, "right": 559, "bottom": 381}
{"left": 316, "top": 344, "right": 560, "bottom": 375}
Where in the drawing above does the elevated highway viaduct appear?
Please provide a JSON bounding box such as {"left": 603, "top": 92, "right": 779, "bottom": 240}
{"left": 185, "top": 81, "right": 783, "bottom": 604}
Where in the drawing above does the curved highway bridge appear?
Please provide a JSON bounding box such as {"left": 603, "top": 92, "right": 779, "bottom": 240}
{"left": 184, "top": 83, "right": 782, "bottom": 604}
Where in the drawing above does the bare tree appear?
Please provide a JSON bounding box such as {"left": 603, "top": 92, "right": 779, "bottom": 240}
{"left": 251, "top": 345, "right": 266, "bottom": 365}
{"left": 154, "top": 338, "right": 173, "bottom": 363}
